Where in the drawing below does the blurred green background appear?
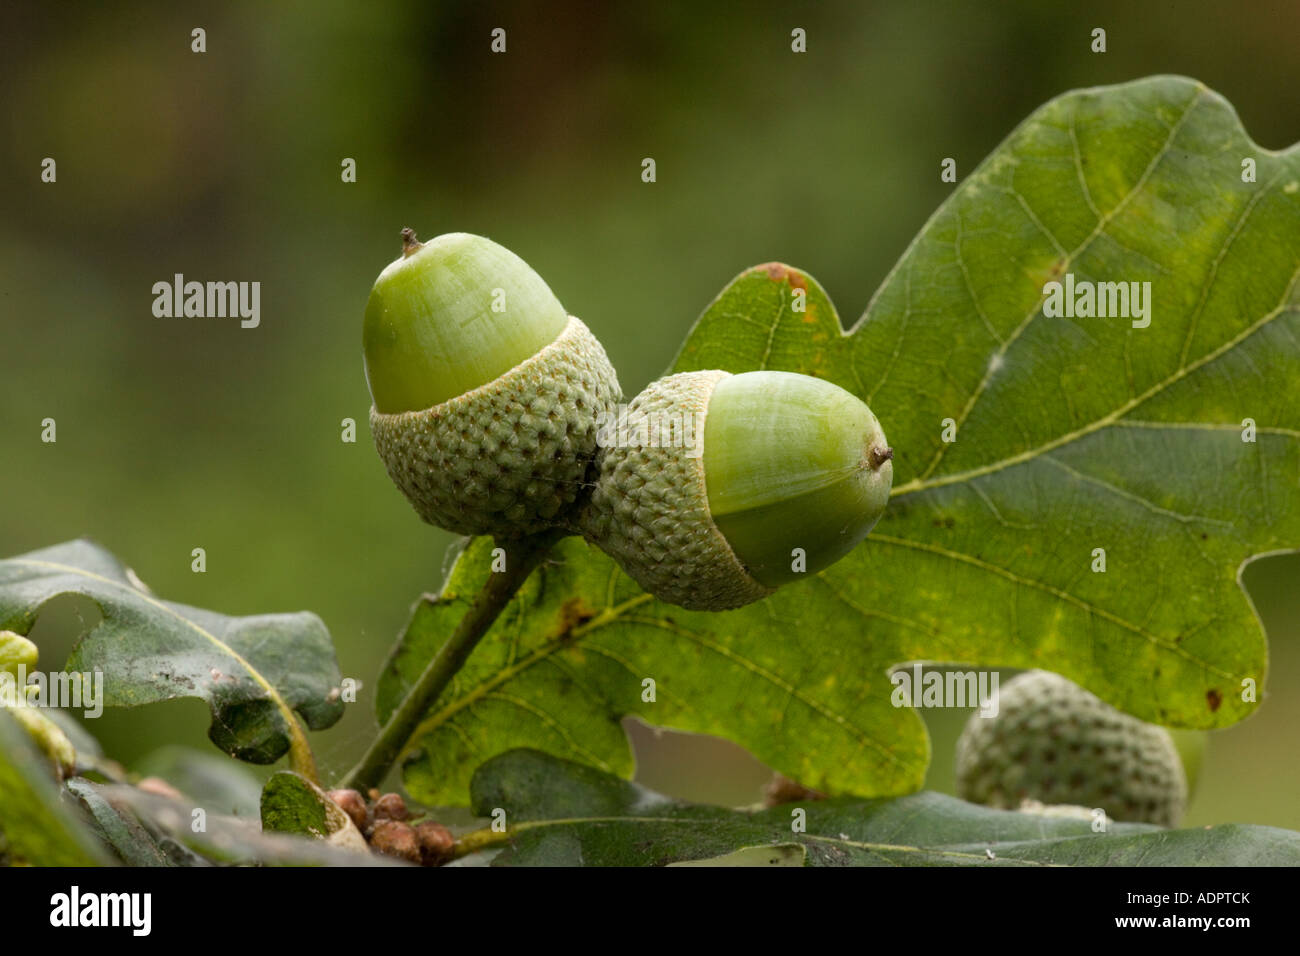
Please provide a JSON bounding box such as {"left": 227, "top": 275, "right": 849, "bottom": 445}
{"left": 2, "top": 0, "right": 1296, "bottom": 827}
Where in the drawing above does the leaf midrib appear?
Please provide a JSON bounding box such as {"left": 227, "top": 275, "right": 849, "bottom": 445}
{"left": 484, "top": 816, "right": 1063, "bottom": 865}
{"left": 869, "top": 534, "right": 1236, "bottom": 681}
{"left": 889, "top": 266, "right": 1300, "bottom": 501}
{"left": 912, "top": 84, "right": 1209, "bottom": 485}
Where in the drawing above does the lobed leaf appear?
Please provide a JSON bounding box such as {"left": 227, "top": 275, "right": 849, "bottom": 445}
{"left": 0, "top": 539, "right": 345, "bottom": 769}
{"left": 380, "top": 76, "right": 1300, "bottom": 803}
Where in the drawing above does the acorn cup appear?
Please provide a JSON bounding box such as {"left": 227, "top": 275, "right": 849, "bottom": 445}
{"left": 364, "top": 230, "right": 622, "bottom": 537}
{"left": 577, "top": 369, "right": 894, "bottom": 611}
{"left": 955, "top": 670, "right": 1189, "bottom": 826}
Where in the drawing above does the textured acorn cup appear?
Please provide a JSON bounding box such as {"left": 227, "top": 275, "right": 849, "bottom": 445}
{"left": 955, "top": 670, "right": 1188, "bottom": 826}
{"left": 365, "top": 230, "right": 621, "bottom": 537}
{"left": 578, "top": 369, "right": 894, "bottom": 611}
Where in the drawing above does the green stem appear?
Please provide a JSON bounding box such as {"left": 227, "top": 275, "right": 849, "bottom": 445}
{"left": 339, "top": 528, "right": 565, "bottom": 792}
{"left": 287, "top": 729, "right": 320, "bottom": 783}
{"left": 451, "top": 824, "right": 514, "bottom": 860}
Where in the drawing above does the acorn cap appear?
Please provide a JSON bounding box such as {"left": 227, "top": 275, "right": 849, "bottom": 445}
{"left": 579, "top": 370, "right": 893, "bottom": 611}
{"left": 365, "top": 231, "right": 622, "bottom": 537}
{"left": 371, "top": 315, "right": 620, "bottom": 536}
{"left": 955, "top": 670, "right": 1188, "bottom": 826}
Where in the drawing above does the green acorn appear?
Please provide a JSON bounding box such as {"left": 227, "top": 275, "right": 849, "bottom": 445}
{"left": 364, "top": 230, "right": 621, "bottom": 537}
{"left": 578, "top": 369, "right": 894, "bottom": 611}
{"left": 955, "top": 670, "right": 1188, "bottom": 826}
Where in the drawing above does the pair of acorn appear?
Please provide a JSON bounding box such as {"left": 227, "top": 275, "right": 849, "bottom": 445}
{"left": 363, "top": 230, "right": 894, "bottom": 611}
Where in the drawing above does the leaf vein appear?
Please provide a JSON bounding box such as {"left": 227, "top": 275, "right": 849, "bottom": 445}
{"left": 868, "top": 534, "right": 1237, "bottom": 680}
{"left": 621, "top": 614, "right": 912, "bottom": 771}
{"left": 914, "top": 85, "right": 1207, "bottom": 483}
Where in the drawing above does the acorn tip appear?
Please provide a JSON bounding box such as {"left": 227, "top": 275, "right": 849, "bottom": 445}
{"left": 400, "top": 227, "right": 424, "bottom": 258}
{"left": 868, "top": 446, "right": 894, "bottom": 470}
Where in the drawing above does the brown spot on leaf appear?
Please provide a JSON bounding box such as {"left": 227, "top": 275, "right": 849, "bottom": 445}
{"left": 555, "top": 597, "right": 597, "bottom": 641}
{"left": 758, "top": 262, "right": 807, "bottom": 290}
{"left": 1206, "top": 688, "right": 1222, "bottom": 712}
{"left": 763, "top": 772, "right": 826, "bottom": 807}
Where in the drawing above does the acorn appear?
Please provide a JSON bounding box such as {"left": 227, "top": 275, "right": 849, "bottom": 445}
{"left": 364, "top": 230, "right": 622, "bottom": 537}
{"left": 578, "top": 370, "right": 894, "bottom": 611}
{"left": 955, "top": 670, "right": 1189, "bottom": 826}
